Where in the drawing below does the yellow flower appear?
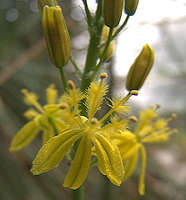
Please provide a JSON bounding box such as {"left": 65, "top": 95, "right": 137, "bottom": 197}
{"left": 114, "top": 107, "right": 177, "bottom": 195}
{"left": 30, "top": 75, "right": 138, "bottom": 190}
{"left": 9, "top": 84, "right": 64, "bottom": 151}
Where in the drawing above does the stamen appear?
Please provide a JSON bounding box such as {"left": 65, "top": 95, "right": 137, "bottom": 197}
{"left": 90, "top": 118, "right": 98, "bottom": 124}
{"left": 68, "top": 80, "right": 76, "bottom": 90}
{"left": 129, "top": 116, "right": 138, "bottom": 123}
{"left": 129, "top": 90, "right": 139, "bottom": 96}
{"left": 100, "top": 73, "right": 108, "bottom": 80}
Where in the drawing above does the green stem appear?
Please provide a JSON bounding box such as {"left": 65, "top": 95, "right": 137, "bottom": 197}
{"left": 112, "top": 15, "right": 130, "bottom": 39}
{"left": 81, "top": 26, "right": 103, "bottom": 90}
{"left": 48, "top": 116, "right": 59, "bottom": 135}
{"left": 90, "top": 27, "right": 113, "bottom": 81}
{"left": 59, "top": 68, "right": 67, "bottom": 92}
{"left": 70, "top": 56, "right": 82, "bottom": 78}
{"left": 73, "top": 186, "right": 84, "bottom": 200}
{"left": 101, "top": 176, "right": 113, "bottom": 200}
{"left": 82, "top": 0, "right": 92, "bottom": 27}
{"left": 99, "top": 92, "right": 132, "bottom": 123}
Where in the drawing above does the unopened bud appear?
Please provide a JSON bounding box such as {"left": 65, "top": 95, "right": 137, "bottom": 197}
{"left": 103, "top": 0, "right": 124, "bottom": 27}
{"left": 99, "top": 41, "right": 115, "bottom": 61}
{"left": 37, "top": 0, "right": 57, "bottom": 14}
{"left": 42, "top": 6, "right": 71, "bottom": 68}
{"left": 124, "top": 0, "right": 139, "bottom": 16}
{"left": 126, "top": 44, "right": 154, "bottom": 91}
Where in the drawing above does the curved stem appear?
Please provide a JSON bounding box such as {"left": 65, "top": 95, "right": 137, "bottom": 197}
{"left": 70, "top": 56, "right": 82, "bottom": 78}
{"left": 82, "top": 0, "right": 92, "bottom": 27}
{"left": 73, "top": 186, "right": 84, "bottom": 200}
{"left": 59, "top": 68, "right": 67, "bottom": 92}
{"left": 112, "top": 15, "right": 130, "bottom": 39}
{"left": 99, "top": 92, "right": 132, "bottom": 124}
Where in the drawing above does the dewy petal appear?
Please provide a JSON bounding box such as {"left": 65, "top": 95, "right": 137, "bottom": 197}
{"left": 31, "top": 130, "right": 81, "bottom": 175}
{"left": 10, "top": 120, "right": 40, "bottom": 152}
{"left": 124, "top": 150, "right": 139, "bottom": 180}
{"left": 93, "top": 134, "right": 124, "bottom": 186}
{"left": 63, "top": 135, "right": 91, "bottom": 189}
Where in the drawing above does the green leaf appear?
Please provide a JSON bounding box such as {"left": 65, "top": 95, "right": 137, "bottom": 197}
{"left": 31, "top": 130, "right": 81, "bottom": 175}
{"left": 63, "top": 135, "right": 91, "bottom": 189}
{"left": 10, "top": 120, "right": 40, "bottom": 152}
{"left": 93, "top": 134, "right": 124, "bottom": 186}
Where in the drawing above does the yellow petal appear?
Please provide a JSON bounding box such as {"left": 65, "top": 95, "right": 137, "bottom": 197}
{"left": 63, "top": 135, "right": 91, "bottom": 189}
{"left": 10, "top": 120, "right": 40, "bottom": 152}
{"left": 139, "top": 145, "right": 146, "bottom": 195}
{"left": 42, "top": 130, "right": 55, "bottom": 144}
{"left": 122, "top": 144, "right": 140, "bottom": 161}
{"left": 93, "top": 134, "right": 124, "bottom": 186}
{"left": 142, "top": 134, "right": 168, "bottom": 143}
{"left": 86, "top": 81, "right": 108, "bottom": 119}
{"left": 24, "top": 109, "right": 39, "bottom": 120}
{"left": 124, "top": 151, "right": 138, "bottom": 180}
{"left": 31, "top": 130, "right": 81, "bottom": 175}
{"left": 46, "top": 84, "right": 58, "bottom": 104}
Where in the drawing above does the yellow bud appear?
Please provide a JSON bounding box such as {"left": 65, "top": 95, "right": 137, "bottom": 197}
{"left": 103, "top": 0, "right": 124, "bottom": 27}
{"left": 124, "top": 0, "right": 139, "bottom": 16}
{"left": 101, "top": 26, "right": 116, "bottom": 41}
{"left": 42, "top": 6, "right": 71, "bottom": 68}
{"left": 37, "top": 0, "right": 57, "bottom": 14}
{"left": 99, "top": 41, "right": 115, "bottom": 61}
{"left": 126, "top": 44, "right": 154, "bottom": 91}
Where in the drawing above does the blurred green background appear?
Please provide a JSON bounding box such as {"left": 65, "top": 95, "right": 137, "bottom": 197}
{"left": 0, "top": 0, "right": 186, "bottom": 199}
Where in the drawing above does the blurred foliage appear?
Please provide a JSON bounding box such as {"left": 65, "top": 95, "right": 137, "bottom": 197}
{"left": 0, "top": 0, "right": 186, "bottom": 200}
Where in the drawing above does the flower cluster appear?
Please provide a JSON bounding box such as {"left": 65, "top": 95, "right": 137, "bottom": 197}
{"left": 10, "top": 74, "right": 177, "bottom": 194}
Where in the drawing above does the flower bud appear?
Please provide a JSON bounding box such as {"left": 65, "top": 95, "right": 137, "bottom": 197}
{"left": 124, "top": 0, "right": 139, "bottom": 16}
{"left": 37, "top": 0, "right": 57, "bottom": 14}
{"left": 103, "top": 0, "right": 124, "bottom": 27}
{"left": 126, "top": 44, "right": 154, "bottom": 91}
{"left": 99, "top": 26, "right": 115, "bottom": 61}
{"left": 99, "top": 41, "right": 115, "bottom": 61}
{"left": 42, "top": 6, "right": 71, "bottom": 68}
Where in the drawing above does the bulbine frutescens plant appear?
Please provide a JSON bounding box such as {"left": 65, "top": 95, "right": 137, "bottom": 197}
{"left": 10, "top": 0, "right": 177, "bottom": 199}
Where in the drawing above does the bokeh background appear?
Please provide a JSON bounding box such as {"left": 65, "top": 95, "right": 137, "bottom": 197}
{"left": 0, "top": 0, "right": 186, "bottom": 199}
